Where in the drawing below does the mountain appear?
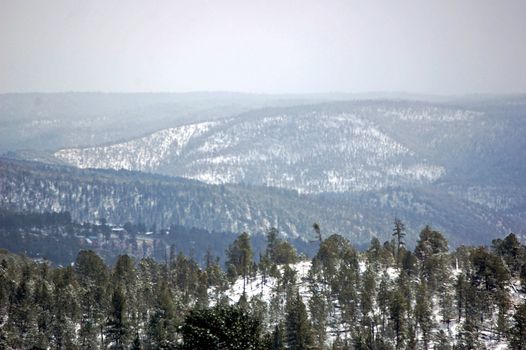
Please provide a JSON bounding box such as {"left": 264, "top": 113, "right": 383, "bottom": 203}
{"left": 51, "top": 99, "right": 526, "bottom": 194}
{"left": 3, "top": 96, "right": 526, "bottom": 246}
{"left": 0, "top": 92, "right": 338, "bottom": 153}
{"left": 48, "top": 98, "right": 526, "bottom": 242}
{"left": 0, "top": 158, "right": 521, "bottom": 247}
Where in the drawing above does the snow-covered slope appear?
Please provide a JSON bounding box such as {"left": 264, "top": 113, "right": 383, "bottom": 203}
{"left": 53, "top": 103, "right": 474, "bottom": 193}
{"left": 55, "top": 121, "right": 217, "bottom": 172}
{"left": 213, "top": 259, "right": 521, "bottom": 349}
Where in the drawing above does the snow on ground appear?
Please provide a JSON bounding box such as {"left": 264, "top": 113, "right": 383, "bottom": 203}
{"left": 208, "top": 258, "right": 521, "bottom": 349}
{"left": 209, "top": 260, "right": 312, "bottom": 306}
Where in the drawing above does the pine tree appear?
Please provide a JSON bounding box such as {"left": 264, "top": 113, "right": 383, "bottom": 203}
{"left": 308, "top": 262, "right": 328, "bottom": 348}
{"left": 75, "top": 250, "right": 109, "bottom": 349}
{"left": 434, "top": 330, "right": 451, "bottom": 350}
{"left": 147, "top": 281, "right": 178, "bottom": 349}
{"left": 389, "top": 288, "right": 407, "bottom": 349}
{"left": 509, "top": 302, "right": 526, "bottom": 350}
{"left": 338, "top": 251, "right": 359, "bottom": 338}
{"left": 496, "top": 289, "right": 510, "bottom": 340}
{"left": 106, "top": 287, "right": 129, "bottom": 349}
{"left": 269, "top": 323, "right": 285, "bottom": 350}
{"left": 50, "top": 266, "right": 80, "bottom": 349}
{"left": 377, "top": 272, "right": 391, "bottom": 336}
{"left": 415, "top": 226, "right": 449, "bottom": 291}
{"left": 180, "top": 304, "right": 262, "bottom": 350}
{"left": 455, "top": 273, "right": 467, "bottom": 322}
{"left": 34, "top": 275, "right": 53, "bottom": 348}
{"left": 492, "top": 233, "right": 526, "bottom": 276}
{"left": 266, "top": 227, "right": 298, "bottom": 265}
{"left": 6, "top": 265, "right": 38, "bottom": 348}
{"left": 367, "top": 237, "right": 382, "bottom": 266}
{"left": 392, "top": 218, "right": 406, "bottom": 265}
{"left": 226, "top": 232, "right": 253, "bottom": 291}
{"left": 285, "top": 290, "right": 314, "bottom": 350}
{"left": 312, "top": 222, "right": 322, "bottom": 245}
{"left": 415, "top": 281, "right": 433, "bottom": 349}
{"left": 360, "top": 264, "right": 376, "bottom": 343}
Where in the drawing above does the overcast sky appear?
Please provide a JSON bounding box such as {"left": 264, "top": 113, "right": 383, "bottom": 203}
{"left": 1, "top": 0, "right": 525, "bottom": 94}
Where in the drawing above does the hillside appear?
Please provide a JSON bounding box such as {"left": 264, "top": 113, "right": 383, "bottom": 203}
{"left": 47, "top": 99, "right": 526, "bottom": 242}
{"left": 0, "top": 230, "right": 525, "bottom": 349}
{"left": 0, "top": 158, "right": 520, "bottom": 247}
{"left": 52, "top": 99, "right": 526, "bottom": 195}
{"left": 0, "top": 92, "right": 334, "bottom": 153}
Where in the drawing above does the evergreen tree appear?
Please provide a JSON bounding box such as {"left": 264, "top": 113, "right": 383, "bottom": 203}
{"left": 226, "top": 232, "right": 253, "bottom": 291}
{"left": 367, "top": 237, "right": 382, "bottom": 266}
{"left": 285, "top": 290, "right": 313, "bottom": 350}
{"left": 268, "top": 323, "right": 285, "bottom": 350}
{"left": 266, "top": 227, "right": 298, "bottom": 265}
{"left": 389, "top": 288, "right": 407, "bottom": 349}
{"left": 308, "top": 260, "right": 328, "bottom": 348}
{"left": 360, "top": 264, "right": 376, "bottom": 342}
{"left": 106, "top": 287, "right": 129, "bottom": 349}
{"left": 509, "top": 302, "right": 526, "bottom": 350}
{"left": 147, "top": 281, "right": 178, "bottom": 349}
{"left": 492, "top": 233, "right": 525, "bottom": 276}
{"left": 180, "top": 304, "right": 262, "bottom": 350}
{"left": 6, "top": 265, "right": 38, "bottom": 348}
{"left": 75, "top": 250, "right": 109, "bottom": 349}
{"left": 50, "top": 266, "right": 80, "bottom": 349}
{"left": 312, "top": 222, "right": 322, "bottom": 245}
{"left": 415, "top": 281, "right": 433, "bottom": 349}
{"left": 392, "top": 218, "right": 406, "bottom": 265}
{"left": 415, "top": 226, "right": 449, "bottom": 291}
{"left": 496, "top": 289, "right": 510, "bottom": 340}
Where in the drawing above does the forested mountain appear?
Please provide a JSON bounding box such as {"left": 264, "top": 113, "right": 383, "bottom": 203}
{"left": 0, "top": 158, "right": 519, "bottom": 247}
{"left": 0, "top": 92, "right": 340, "bottom": 153}
{"left": 51, "top": 98, "right": 526, "bottom": 195}
{"left": 43, "top": 98, "right": 526, "bottom": 246}
{"left": 0, "top": 227, "right": 525, "bottom": 349}
{"left": 3, "top": 96, "right": 526, "bottom": 246}
{"left": 0, "top": 210, "right": 315, "bottom": 267}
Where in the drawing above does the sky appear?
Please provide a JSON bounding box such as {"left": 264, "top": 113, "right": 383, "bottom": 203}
{"left": 1, "top": 0, "right": 525, "bottom": 94}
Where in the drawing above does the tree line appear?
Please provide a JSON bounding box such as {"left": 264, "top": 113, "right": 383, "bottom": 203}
{"left": 0, "top": 221, "right": 526, "bottom": 349}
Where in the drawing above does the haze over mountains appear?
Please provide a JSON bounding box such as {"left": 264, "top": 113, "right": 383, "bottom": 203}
{"left": 2, "top": 93, "right": 526, "bottom": 246}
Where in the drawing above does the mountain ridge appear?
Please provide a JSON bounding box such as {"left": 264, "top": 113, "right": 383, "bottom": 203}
{"left": 1, "top": 157, "right": 521, "bottom": 247}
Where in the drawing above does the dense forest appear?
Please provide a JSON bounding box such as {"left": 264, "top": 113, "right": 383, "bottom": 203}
{"left": 1, "top": 221, "right": 525, "bottom": 349}
{"left": 2, "top": 157, "right": 518, "bottom": 248}
{"left": 0, "top": 210, "right": 315, "bottom": 267}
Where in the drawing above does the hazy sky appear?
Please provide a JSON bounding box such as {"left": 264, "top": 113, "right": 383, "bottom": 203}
{"left": 1, "top": 0, "right": 525, "bottom": 94}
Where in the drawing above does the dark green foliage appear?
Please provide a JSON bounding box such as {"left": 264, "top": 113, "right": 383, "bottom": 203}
{"left": 415, "top": 282, "right": 433, "bottom": 349}
{"left": 415, "top": 226, "right": 449, "bottom": 290}
{"left": 226, "top": 232, "right": 253, "bottom": 285}
{"left": 180, "top": 304, "right": 262, "bottom": 350}
{"left": 470, "top": 246, "right": 510, "bottom": 291}
{"left": 285, "top": 290, "right": 313, "bottom": 350}
{"left": 1, "top": 219, "right": 526, "bottom": 349}
{"left": 509, "top": 302, "right": 526, "bottom": 350}
{"left": 492, "top": 233, "right": 526, "bottom": 276}
{"left": 266, "top": 227, "right": 298, "bottom": 265}
{"left": 106, "top": 287, "right": 129, "bottom": 349}
{"left": 316, "top": 234, "right": 354, "bottom": 282}
{"left": 268, "top": 323, "right": 286, "bottom": 350}
{"left": 147, "top": 282, "right": 178, "bottom": 349}
{"left": 389, "top": 288, "right": 407, "bottom": 349}
{"left": 75, "top": 250, "right": 109, "bottom": 348}
{"left": 392, "top": 218, "right": 406, "bottom": 264}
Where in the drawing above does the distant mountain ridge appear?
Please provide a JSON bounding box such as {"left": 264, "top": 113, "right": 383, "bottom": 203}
{"left": 2, "top": 97, "right": 526, "bottom": 247}
{"left": 1, "top": 158, "right": 522, "bottom": 247}
{"left": 53, "top": 99, "right": 526, "bottom": 194}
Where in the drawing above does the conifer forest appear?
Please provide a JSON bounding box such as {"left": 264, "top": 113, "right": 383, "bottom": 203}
{"left": 2, "top": 1, "right": 526, "bottom": 348}
{"left": 1, "top": 221, "right": 526, "bottom": 349}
